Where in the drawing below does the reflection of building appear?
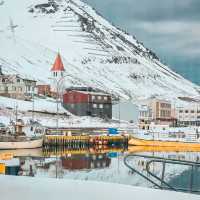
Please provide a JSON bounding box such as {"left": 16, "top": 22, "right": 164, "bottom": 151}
{"left": 61, "top": 154, "right": 111, "bottom": 170}
{"left": 63, "top": 87, "right": 112, "bottom": 119}
{"left": 0, "top": 158, "right": 20, "bottom": 175}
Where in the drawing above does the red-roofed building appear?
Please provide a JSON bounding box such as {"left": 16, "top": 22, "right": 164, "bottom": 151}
{"left": 50, "top": 53, "right": 66, "bottom": 94}
{"left": 51, "top": 53, "right": 65, "bottom": 79}
{"left": 63, "top": 87, "right": 112, "bottom": 119}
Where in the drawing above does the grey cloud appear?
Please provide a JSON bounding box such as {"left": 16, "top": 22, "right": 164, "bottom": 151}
{"left": 84, "top": 0, "right": 200, "bottom": 22}
{"left": 83, "top": 0, "right": 200, "bottom": 85}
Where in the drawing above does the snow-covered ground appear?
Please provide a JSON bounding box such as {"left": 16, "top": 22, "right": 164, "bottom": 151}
{"left": 0, "top": 95, "right": 132, "bottom": 128}
{"left": 1, "top": 175, "right": 199, "bottom": 200}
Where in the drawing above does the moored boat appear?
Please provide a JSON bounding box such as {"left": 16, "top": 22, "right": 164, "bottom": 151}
{"left": 0, "top": 136, "right": 43, "bottom": 150}
{"left": 0, "top": 119, "right": 44, "bottom": 150}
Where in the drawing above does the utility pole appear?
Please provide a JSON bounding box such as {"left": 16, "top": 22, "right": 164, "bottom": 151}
{"left": 32, "top": 89, "right": 35, "bottom": 122}
{"left": 118, "top": 97, "right": 121, "bottom": 127}
{"left": 56, "top": 81, "right": 59, "bottom": 135}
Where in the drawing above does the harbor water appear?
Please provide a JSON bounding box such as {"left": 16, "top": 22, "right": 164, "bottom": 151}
{"left": 1, "top": 147, "right": 200, "bottom": 194}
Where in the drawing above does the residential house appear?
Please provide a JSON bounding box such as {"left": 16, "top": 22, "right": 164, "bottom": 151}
{"left": 63, "top": 87, "right": 112, "bottom": 119}
{"left": 0, "top": 72, "right": 36, "bottom": 100}
{"left": 0, "top": 66, "right": 36, "bottom": 100}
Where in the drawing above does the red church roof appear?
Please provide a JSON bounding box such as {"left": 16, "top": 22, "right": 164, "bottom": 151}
{"left": 51, "top": 53, "right": 65, "bottom": 72}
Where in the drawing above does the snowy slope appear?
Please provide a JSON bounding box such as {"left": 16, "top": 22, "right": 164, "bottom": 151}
{"left": 0, "top": 0, "right": 199, "bottom": 101}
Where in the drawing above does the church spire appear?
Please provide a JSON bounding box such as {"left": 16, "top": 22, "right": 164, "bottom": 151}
{"left": 51, "top": 53, "right": 65, "bottom": 72}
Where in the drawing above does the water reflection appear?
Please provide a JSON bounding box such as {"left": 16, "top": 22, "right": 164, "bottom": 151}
{"left": 0, "top": 147, "right": 200, "bottom": 194}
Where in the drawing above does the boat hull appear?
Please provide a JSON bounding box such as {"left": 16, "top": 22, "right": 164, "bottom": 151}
{"left": 129, "top": 137, "right": 200, "bottom": 149}
{"left": 0, "top": 138, "right": 43, "bottom": 150}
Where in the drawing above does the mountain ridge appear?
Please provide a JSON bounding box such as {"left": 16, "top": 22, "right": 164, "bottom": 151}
{"left": 0, "top": 0, "right": 199, "bottom": 101}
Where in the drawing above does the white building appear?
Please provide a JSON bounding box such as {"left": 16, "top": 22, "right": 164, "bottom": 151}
{"left": 176, "top": 104, "right": 200, "bottom": 126}
{"left": 138, "top": 98, "right": 174, "bottom": 129}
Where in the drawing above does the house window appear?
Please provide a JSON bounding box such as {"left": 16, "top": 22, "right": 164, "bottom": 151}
{"left": 18, "top": 87, "right": 22, "bottom": 92}
{"left": 98, "top": 96, "right": 101, "bottom": 100}
{"left": 12, "top": 86, "right": 16, "bottom": 91}
{"left": 5, "top": 86, "right": 8, "bottom": 92}
{"left": 17, "top": 79, "right": 20, "bottom": 83}
{"left": 104, "top": 96, "right": 108, "bottom": 101}
{"left": 99, "top": 104, "right": 103, "bottom": 109}
{"left": 92, "top": 96, "right": 95, "bottom": 100}
{"left": 54, "top": 72, "right": 57, "bottom": 77}
{"left": 93, "top": 104, "right": 97, "bottom": 108}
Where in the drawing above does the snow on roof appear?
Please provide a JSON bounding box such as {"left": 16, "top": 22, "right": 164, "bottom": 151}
{"left": 0, "top": 96, "right": 71, "bottom": 115}
{"left": 73, "top": 90, "right": 110, "bottom": 96}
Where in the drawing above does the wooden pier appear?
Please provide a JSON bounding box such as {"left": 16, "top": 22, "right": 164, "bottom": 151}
{"left": 44, "top": 135, "right": 129, "bottom": 147}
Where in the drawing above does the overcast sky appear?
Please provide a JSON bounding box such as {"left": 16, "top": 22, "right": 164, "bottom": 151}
{"left": 84, "top": 0, "right": 200, "bottom": 85}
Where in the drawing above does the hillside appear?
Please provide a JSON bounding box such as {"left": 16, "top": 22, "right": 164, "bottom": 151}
{"left": 0, "top": 0, "right": 199, "bottom": 101}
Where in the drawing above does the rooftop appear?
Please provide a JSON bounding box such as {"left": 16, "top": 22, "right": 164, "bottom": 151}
{"left": 51, "top": 53, "right": 65, "bottom": 72}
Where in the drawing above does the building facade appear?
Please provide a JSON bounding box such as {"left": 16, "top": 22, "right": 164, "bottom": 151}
{"left": 50, "top": 53, "right": 65, "bottom": 94}
{"left": 138, "top": 105, "right": 152, "bottom": 130}
{"left": 176, "top": 104, "right": 200, "bottom": 126}
{"left": 63, "top": 88, "right": 112, "bottom": 119}
{"left": 0, "top": 73, "right": 36, "bottom": 100}
{"left": 139, "top": 98, "right": 174, "bottom": 129}
{"left": 36, "top": 85, "right": 51, "bottom": 96}
{"left": 151, "top": 99, "right": 172, "bottom": 124}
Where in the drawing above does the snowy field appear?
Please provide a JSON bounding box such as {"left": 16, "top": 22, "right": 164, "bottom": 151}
{"left": 0, "top": 96, "right": 132, "bottom": 128}
{"left": 0, "top": 175, "right": 199, "bottom": 200}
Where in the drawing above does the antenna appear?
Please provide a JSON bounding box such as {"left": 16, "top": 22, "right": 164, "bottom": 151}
{"left": 9, "top": 17, "right": 17, "bottom": 43}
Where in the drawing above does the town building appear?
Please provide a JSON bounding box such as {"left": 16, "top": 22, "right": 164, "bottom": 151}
{"left": 63, "top": 87, "right": 112, "bottom": 119}
{"left": 112, "top": 100, "right": 139, "bottom": 123}
{"left": 36, "top": 84, "right": 51, "bottom": 96}
{"left": 138, "top": 98, "right": 174, "bottom": 129}
{"left": 138, "top": 104, "right": 152, "bottom": 130}
{"left": 176, "top": 104, "right": 200, "bottom": 126}
{"left": 0, "top": 67, "right": 36, "bottom": 100}
{"left": 50, "top": 53, "right": 65, "bottom": 95}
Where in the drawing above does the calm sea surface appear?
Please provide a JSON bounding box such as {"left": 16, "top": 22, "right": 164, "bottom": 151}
{"left": 1, "top": 147, "right": 200, "bottom": 194}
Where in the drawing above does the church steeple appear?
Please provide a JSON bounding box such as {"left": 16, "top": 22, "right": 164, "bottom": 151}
{"left": 51, "top": 53, "right": 65, "bottom": 78}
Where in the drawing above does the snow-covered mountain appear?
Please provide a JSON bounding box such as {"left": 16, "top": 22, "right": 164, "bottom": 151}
{"left": 0, "top": 0, "right": 199, "bottom": 101}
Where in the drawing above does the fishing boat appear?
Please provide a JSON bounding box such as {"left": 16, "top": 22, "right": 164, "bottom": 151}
{"left": 0, "top": 136, "right": 43, "bottom": 150}
{"left": 0, "top": 120, "right": 44, "bottom": 150}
